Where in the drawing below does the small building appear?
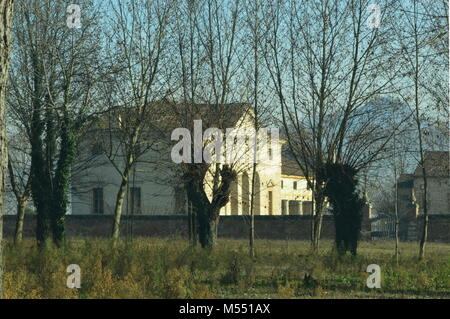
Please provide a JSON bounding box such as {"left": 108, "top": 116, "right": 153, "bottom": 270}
{"left": 396, "top": 151, "right": 449, "bottom": 240}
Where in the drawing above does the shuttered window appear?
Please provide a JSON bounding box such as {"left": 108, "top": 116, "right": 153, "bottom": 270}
{"left": 130, "top": 187, "right": 141, "bottom": 214}
{"left": 93, "top": 188, "right": 104, "bottom": 215}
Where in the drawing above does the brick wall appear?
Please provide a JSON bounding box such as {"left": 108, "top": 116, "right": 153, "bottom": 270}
{"left": 3, "top": 213, "right": 446, "bottom": 242}
{"left": 416, "top": 215, "right": 450, "bottom": 242}
{"left": 3, "top": 215, "right": 339, "bottom": 240}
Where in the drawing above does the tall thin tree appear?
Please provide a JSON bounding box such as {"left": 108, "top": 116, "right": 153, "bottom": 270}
{"left": 0, "top": 0, "right": 14, "bottom": 299}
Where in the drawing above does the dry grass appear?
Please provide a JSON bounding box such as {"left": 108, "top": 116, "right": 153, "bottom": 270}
{"left": 3, "top": 238, "right": 449, "bottom": 299}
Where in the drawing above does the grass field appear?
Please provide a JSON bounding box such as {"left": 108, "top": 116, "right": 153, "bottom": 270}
{"left": 3, "top": 238, "right": 449, "bottom": 299}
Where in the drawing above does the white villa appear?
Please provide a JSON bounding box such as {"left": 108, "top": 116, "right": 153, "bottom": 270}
{"left": 70, "top": 104, "right": 316, "bottom": 216}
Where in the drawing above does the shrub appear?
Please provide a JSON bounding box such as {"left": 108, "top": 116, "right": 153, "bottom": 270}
{"left": 2, "top": 239, "right": 448, "bottom": 299}
{"left": 220, "top": 252, "right": 242, "bottom": 285}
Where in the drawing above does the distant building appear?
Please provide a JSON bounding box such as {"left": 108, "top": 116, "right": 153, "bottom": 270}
{"left": 371, "top": 215, "right": 396, "bottom": 240}
{"left": 396, "top": 151, "right": 449, "bottom": 240}
{"left": 280, "top": 157, "right": 314, "bottom": 215}
{"left": 71, "top": 105, "right": 319, "bottom": 216}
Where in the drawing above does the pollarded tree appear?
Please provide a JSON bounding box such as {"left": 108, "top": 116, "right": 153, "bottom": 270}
{"left": 319, "top": 163, "right": 365, "bottom": 255}
{"left": 264, "top": 0, "right": 406, "bottom": 252}
{"left": 167, "top": 0, "right": 262, "bottom": 248}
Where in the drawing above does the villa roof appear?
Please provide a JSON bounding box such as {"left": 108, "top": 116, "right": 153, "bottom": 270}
{"left": 281, "top": 156, "right": 306, "bottom": 177}
{"left": 89, "top": 102, "right": 252, "bottom": 132}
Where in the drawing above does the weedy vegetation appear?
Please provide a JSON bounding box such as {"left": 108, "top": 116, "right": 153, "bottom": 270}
{"left": 3, "top": 239, "right": 449, "bottom": 299}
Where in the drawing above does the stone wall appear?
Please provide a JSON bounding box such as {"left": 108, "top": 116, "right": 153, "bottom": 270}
{"left": 3, "top": 213, "right": 447, "bottom": 242}
{"left": 2, "top": 215, "right": 337, "bottom": 240}
{"left": 416, "top": 214, "right": 450, "bottom": 242}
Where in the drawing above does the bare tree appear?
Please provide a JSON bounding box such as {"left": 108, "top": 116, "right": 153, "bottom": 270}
{"left": 9, "top": 0, "right": 104, "bottom": 246}
{"left": 389, "top": 0, "right": 448, "bottom": 260}
{"left": 420, "top": 0, "right": 448, "bottom": 121}
{"left": 264, "top": 0, "right": 403, "bottom": 252}
{"left": 246, "top": 0, "right": 262, "bottom": 259}
{"left": 242, "top": 0, "right": 277, "bottom": 257}
{"left": 0, "top": 0, "right": 14, "bottom": 299}
{"left": 393, "top": 124, "right": 400, "bottom": 264}
{"left": 167, "top": 0, "right": 258, "bottom": 248}
{"left": 102, "top": 0, "right": 175, "bottom": 247}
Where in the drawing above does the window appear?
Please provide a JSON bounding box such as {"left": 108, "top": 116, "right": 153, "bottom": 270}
{"left": 244, "top": 136, "right": 249, "bottom": 158}
{"left": 268, "top": 148, "right": 273, "bottom": 160}
{"left": 303, "top": 201, "right": 313, "bottom": 215}
{"left": 130, "top": 187, "right": 141, "bottom": 215}
{"left": 289, "top": 200, "right": 300, "bottom": 215}
{"left": 281, "top": 180, "right": 283, "bottom": 189}
{"left": 293, "top": 181, "right": 298, "bottom": 190}
{"left": 268, "top": 191, "right": 273, "bottom": 215}
{"left": 93, "top": 188, "right": 104, "bottom": 214}
{"left": 281, "top": 200, "right": 288, "bottom": 215}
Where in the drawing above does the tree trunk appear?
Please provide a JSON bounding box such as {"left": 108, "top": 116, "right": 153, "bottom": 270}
{"left": 249, "top": 1, "right": 259, "bottom": 259}
{"left": 188, "top": 201, "right": 197, "bottom": 246}
{"left": 192, "top": 207, "right": 197, "bottom": 245}
{"left": 0, "top": 0, "right": 14, "bottom": 299}
{"left": 418, "top": 165, "right": 428, "bottom": 260}
{"left": 249, "top": 162, "right": 257, "bottom": 258}
{"left": 14, "top": 198, "right": 27, "bottom": 245}
{"left": 30, "top": 67, "right": 50, "bottom": 247}
{"left": 249, "top": 204, "right": 255, "bottom": 258}
{"left": 188, "top": 201, "right": 193, "bottom": 243}
{"left": 393, "top": 131, "right": 400, "bottom": 265}
{"left": 394, "top": 164, "right": 400, "bottom": 265}
{"left": 50, "top": 215, "right": 66, "bottom": 247}
{"left": 395, "top": 215, "right": 400, "bottom": 264}
{"left": 185, "top": 165, "right": 235, "bottom": 249}
{"left": 412, "top": 1, "right": 429, "bottom": 261}
{"left": 197, "top": 206, "right": 220, "bottom": 249}
{"left": 312, "top": 191, "right": 325, "bottom": 252}
{"left": 112, "top": 175, "right": 129, "bottom": 248}
{"left": 313, "top": 210, "right": 323, "bottom": 251}
{"left": 50, "top": 113, "right": 76, "bottom": 247}
{"left": 7, "top": 150, "right": 30, "bottom": 246}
